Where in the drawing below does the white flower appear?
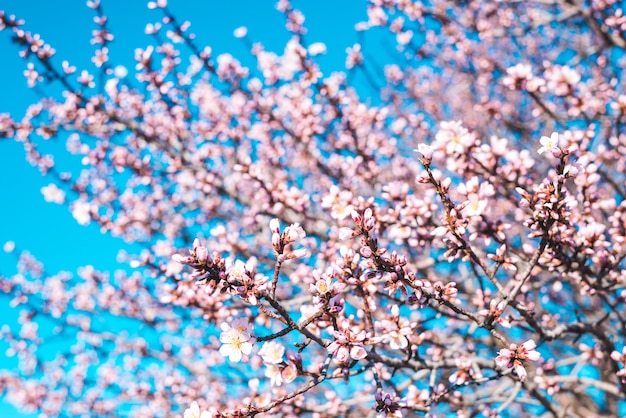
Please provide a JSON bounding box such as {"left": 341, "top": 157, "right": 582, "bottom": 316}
{"left": 3, "top": 241, "right": 15, "bottom": 253}
{"left": 113, "top": 65, "right": 128, "bottom": 78}
{"left": 283, "top": 223, "right": 306, "bottom": 243}
{"left": 219, "top": 319, "right": 254, "bottom": 362}
{"left": 265, "top": 364, "right": 284, "bottom": 386}
{"left": 414, "top": 143, "right": 433, "bottom": 161}
{"left": 464, "top": 194, "right": 487, "bottom": 217}
{"left": 537, "top": 132, "right": 560, "bottom": 155}
{"left": 387, "top": 330, "right": 408, "bottom": 350}
{"left": 435, "top": 120, "right": 474, "bottom": 154}
{"left": 258, "top": 341, "right": 285, "bottom": 364}
{"left": 228, "top": 259, "right": 249, "bottom": 282}
{"left": 184, "top": 401, "right": 211, "bottom": 418}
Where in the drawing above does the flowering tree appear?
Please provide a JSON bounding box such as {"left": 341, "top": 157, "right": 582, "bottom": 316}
{"left": 1, "top": 0, "right": 626, "bottom": 416}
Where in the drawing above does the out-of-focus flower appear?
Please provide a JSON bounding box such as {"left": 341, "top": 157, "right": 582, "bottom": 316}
{"left": 434, "top": 120, "right": 474, "bottom": 154}
{"left": 184, "top": 401, "right": 210, "bottom": 418}
{"left": 77, "top": 70, "right": 95, "bottom": 88}
{"left": 41, "top": 183, "right": 65, "bottom": 204}
{"left": 346, "top": 44, "right": 363, "bottom": 69}
{"left": 414, "top": 143, "right": 433, "bottom": 163}
{"left": 233, "top": 26, "right": 247, "bottom": 38}
{"left": 308, "top": 42, "right": 326, "bottom": 56}
{"left": 3, "top": 241, "right": 15, "bottom": 253}
{"left": 71, "top": 201, "right": 91, "bottom": 225}
{"left": 502, "top": 63, "right": 545, "bottom": 92}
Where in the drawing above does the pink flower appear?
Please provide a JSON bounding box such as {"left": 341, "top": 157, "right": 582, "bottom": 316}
{"left": 346, "top": 44, "right": 363, "bottom": 69}
{"left": 77, "top": 70, "right": 95, "bottom": 88}
{"left": 283, "top": 223, "right": 306, "bottom": 244}
{"left": 496, "top": 339, "right": 541, "bottom": 381}
{"left": 327, "top": 321, "right": 368, "bottom": 364}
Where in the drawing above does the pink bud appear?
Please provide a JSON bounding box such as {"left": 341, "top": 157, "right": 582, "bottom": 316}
{"left": 196, "top": 245, "right": 209, "bottom": 264}
{"left": 514, "top": 362, "right": 527, "bottom": 381}
{"left": 270, "top": 218, "right": 280, "bottom": 234}
{"left": 272, "top": 232, "right": 281, "bottom": 249}
{"left": 350, "top": 209, "right": 362, "bottom": 224}
{"left": 172, "top": 253, "right": 191, "bottom": 264}
{"left": 338, "top": 227, "right": 356, "bottom": 240}
{"left": 287, "top": 248, "right": 308, "bottom": 260}
{"left": 360, "top": 246, "right": 372, "bottom": 258}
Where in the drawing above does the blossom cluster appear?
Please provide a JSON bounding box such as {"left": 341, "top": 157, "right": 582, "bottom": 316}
{"left": 2, "top": 0, "right": 626, "bottom": 417}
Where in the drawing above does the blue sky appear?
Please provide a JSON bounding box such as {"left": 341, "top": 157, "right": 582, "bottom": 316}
{"left": 0, "top": 1, "right": 367, "bottom": 416}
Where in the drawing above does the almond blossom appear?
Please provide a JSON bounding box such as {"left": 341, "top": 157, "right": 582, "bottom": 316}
{"left": 537, "top": 132, "right": 560, "bottom": 156}
{"left": 327, "top": 320, "right": 369, "bottom": 364}
{"left": 219, "top": 319, "right": 255, "bottom": 363}
{"left": 258, "top": 341, "right": 285, "bottom": 365}
{"left": 184, "top": 401, "right": 210, "bottom": 418}
{"left": 496, "top": 340, "right": 541, "bottom": 381}
{"left": 2, "top": 1, "right": 626, "bottom": 417}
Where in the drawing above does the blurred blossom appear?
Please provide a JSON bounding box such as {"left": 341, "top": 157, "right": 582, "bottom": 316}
{"left": 71, "top": 201, "right": 91, "bottom": 225}
{"left": 308, "top": 42, "right": 326, "bottom": 56}
{"left": 41, "top": 183, "right": 65, "bottom": 204}
{"left": 184, "top": 401, "right": 210, "bottom": 418}
{"left": 3, "top": 241, "right": 15, "bottom": 253}
{"left": 233, "top": 26, "right": 247, "bottom": 38}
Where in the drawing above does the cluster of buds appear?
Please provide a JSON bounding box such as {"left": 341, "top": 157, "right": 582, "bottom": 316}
{"left": 374, "top": 392, "right": 403, "bottom": 418}
{"left": 479, "top": 299, "right": 512, "bottom": 328}
{"left": 173, "top": 240, "right": 268, "bottom": 304}
{"left": 327, "top": 319, "right": 369, "bottom": 366}
{"left": 269, "top": 219, "right": 308, "bottom": 262}
{"left": 449, "top": 358, "right": 483, "bottom": 386}
{"left": 224, "top": 260, "right": 267, "bottom": 305}
{"left": 433, "top": 281, "right": 458, "bottom": 301}
{"left": 308, "top": 269, "right": 345, "bottom": 318}
{"left": 495, "top": 339, "right": 541, "bottom": 381}
{"left": 172, "top": 238, "right": 227, "bottom": 291}
{"left": 339, "top": 208, "right": 376, "bottom": 240}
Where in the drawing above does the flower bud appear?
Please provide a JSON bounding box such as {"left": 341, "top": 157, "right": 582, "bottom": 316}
{"left": 172, "top": 253, "right": 192, "bottom": 264}
{"left": 196, "top": 245, "right": 210, "bottom": 264}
